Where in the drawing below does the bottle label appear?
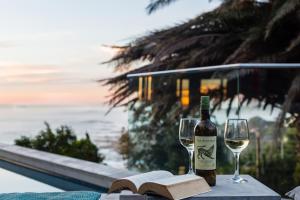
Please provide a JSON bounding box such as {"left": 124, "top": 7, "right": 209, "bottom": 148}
{"left": 195, "top": 136, "right": 216, "bottom": 170}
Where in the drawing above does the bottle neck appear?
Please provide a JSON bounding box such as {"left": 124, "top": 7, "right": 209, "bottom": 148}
{"left": 201, "top": 109, "right": 210, "bottom": 120}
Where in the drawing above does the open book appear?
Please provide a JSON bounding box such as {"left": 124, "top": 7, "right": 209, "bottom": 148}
{"left": 109, "top": 170, "right": 211, "bottom": 200}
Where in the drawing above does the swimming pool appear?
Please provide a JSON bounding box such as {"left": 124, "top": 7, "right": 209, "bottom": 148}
{"left": 0, "top": 166, "right": 62, "bottom": 193}
{"left": 0, "top": 160, "right": 107, "bottom": 192}
{"left": 0, "top": 143, "right": 135, "bottom": 194}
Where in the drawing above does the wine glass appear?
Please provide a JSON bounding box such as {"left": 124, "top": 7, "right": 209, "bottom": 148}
{"left": 224, "top": 119, "right": 250, "bottom": 183}
{"left": 179, "top": 118, "right": 199, "bottom": 174}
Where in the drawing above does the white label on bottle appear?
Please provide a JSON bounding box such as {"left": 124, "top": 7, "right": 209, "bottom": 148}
{"left": 195, "top": 136, "right": 216, "bottom": 170}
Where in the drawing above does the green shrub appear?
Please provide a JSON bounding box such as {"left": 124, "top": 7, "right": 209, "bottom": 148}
{"left": 15, "top": 122, "right": 104, "bottom": 163}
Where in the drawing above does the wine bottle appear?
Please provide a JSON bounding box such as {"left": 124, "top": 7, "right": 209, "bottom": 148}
{"left": 194, "top": 96, "right": 217, "bottom": 186}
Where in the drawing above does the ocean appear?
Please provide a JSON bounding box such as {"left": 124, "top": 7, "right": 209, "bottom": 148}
{"left": 0, "top": 102, "right": 280, "bottom": 170}
{"left": 0, "top": 105, "right": 128, "bottom": 168}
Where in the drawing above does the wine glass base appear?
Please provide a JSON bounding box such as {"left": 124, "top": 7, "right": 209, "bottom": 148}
{"left": 231, "top": 176, "right": 248, "bottom": 184}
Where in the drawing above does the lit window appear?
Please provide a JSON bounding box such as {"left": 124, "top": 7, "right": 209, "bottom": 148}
{"left": 138, "top": 77, "right": 143, "bottom": 100}
{"left": 147, "top": 76, "right": 152, "bottom": 101}
{"left": 176, "top": 79, "right": 180, "bottom": 97}
{"left": 200, "top": 79, "right": 227, "bottom": 96}
{"left": 138, "top": 76, "right": 152, "bottom": 101}
{"left": 181, "top": 79, "right": 190, "bottom": 107}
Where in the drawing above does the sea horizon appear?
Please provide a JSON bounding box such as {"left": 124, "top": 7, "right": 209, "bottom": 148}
{"left": 0, "top": 104, "right": 128, "bottom": 168}
{"left": 0, "top": 102, "right": 281, "bottom": 169}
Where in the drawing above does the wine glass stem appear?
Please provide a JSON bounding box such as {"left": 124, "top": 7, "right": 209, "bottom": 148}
{"left": 188, "top": 149, "right": 194, "bottom": 174}
{"left": 234, "top": 152, "right": 240, "bottom": 179}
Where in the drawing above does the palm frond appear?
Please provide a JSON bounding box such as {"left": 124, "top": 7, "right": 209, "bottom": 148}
{"left": 224, "top": 27, "right": 262, "bottom": 63}
{"left": 102, "top": 0, "right": 300, "bottom": 118}
{"left": 273, "top": 72, "right": 300, "bottom": 144}
{"left": 146, "top": 0, "right": 179, "bottom": 14}
{"left": 265, "top": 0, "right": 300, "bottom": 39}
{"left": 287, "top": 33, "right": 300, "bottom": 52}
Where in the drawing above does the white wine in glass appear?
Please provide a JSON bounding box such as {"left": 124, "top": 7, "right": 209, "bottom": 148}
{"left": 225, "top": 139, "right": 249, "bottom": 153}
{"left": 179, "top": 118, "right": 199, "bottom": 174}
{"left": 224, "top": 119, "right": 250, "bottom": 183}
{"left": 180, "top": 137, "right": 194, "bottom": 151}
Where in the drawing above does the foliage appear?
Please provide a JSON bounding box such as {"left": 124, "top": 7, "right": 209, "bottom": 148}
{"left": 102, "top": 0, "right": 300, "bottom": 114}
{"left": 146, "top": 0, "right": 179, "bottom": 14}
{"left": 117, "top": 127, "right": 131, "bottom": 160}
{"left": 15, "top": 122, "right": 104, "bottom": 163}
{"left": 106, "top": 0, "right": 300, "bottom": 195}
{"left": 124, "top": 104, "right": 187, "bottom": 173}
{"left": 258, "top": 128, "right": 298, "bottom": 195}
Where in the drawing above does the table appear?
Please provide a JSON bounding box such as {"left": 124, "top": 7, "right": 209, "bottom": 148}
{"left": 100, "top": 175, "right": 281, "bottom": 200}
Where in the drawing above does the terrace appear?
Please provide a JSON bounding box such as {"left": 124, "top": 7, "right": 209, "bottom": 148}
{"left": 0, "top": 63, "right": 299, "bottom": 199}
{"left": 1, "top": 0, "right": 299, "bottom": 199}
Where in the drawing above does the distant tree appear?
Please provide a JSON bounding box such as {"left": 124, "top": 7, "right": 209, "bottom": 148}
{"left": 15, "top": 122, "right": 104, "bottom": 163}
{"left": 117, "top": 127, "right": 131, "bottom": 160}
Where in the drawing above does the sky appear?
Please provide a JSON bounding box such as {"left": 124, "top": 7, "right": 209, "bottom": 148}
{"left": 0, "top": 0, "right": 219, "bottom": 105}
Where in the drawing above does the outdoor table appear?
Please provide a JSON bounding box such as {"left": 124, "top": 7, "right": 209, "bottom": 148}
{"left": 101, "top": 175, "right": 281, "bottom": 200}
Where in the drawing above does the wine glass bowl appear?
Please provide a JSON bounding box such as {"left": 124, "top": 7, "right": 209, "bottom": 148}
{"left": 225, "top": 138, "right": 249, "bottom": 153}
{"left": 179, "top": 118, "right": 199, "bottom": 175}
{"left": 179, "top": 137, "right": 194, "bottom": 151}
{"left": 224, "top": 119, "right": 250, "bottom": 183}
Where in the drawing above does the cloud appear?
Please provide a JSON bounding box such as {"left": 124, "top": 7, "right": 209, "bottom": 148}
{"left": 61, "top": 45, "right": 119, "bottom": 66}
{"left": 0, "top": 41, "right": 15, "bottom": 48}
{"left": 0, "top": 62, "right": 97, "bottom": 85}
{"left": 0, "top": 63, "right": 63, "bottom": 84}
{"left": 0, "top": 31, "right": 78, "bottom": 46}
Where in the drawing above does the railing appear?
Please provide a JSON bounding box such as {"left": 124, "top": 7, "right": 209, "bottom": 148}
{"left": 127, "top": 63, "right": 300, "bottom": 77}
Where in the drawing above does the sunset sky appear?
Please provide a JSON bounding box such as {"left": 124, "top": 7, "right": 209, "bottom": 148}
{"left": 0, "top": 0, "right": 218, "bottom": 105}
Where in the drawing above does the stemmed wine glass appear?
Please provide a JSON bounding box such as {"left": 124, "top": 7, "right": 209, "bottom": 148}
{"left": 224, "top": 119, "right": 250, "bottom": 183}
{"left": 179, "top": 118, "right": 199, "bottom": 174}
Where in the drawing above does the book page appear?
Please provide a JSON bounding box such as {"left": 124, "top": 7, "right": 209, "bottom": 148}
{"left": 124, "top": 170, "right": 173, "bottom": 189}
{"left": 138, "top": 174, "right": 211, "bottom": 199}
{"left": 147, "top": 174, "right": 203, "bottom": 186}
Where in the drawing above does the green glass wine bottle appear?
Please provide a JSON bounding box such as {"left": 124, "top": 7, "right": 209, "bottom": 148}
{"left": 194, "top": 96, "right": 217, "bottom": 186}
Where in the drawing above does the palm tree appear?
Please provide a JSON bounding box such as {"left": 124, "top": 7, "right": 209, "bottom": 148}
{"left": 102, "top": 0, "right": 300, "bottom": 184}
{"left": 104, "top": 0, "right": 300, "bottom": 116}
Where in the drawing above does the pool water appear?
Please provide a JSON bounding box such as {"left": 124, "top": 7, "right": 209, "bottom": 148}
{"left": 0, "top": 160, "right": 107, "bottom": 192}
{"left": 0, "top": 167, "right": 62, "bottom": 193}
